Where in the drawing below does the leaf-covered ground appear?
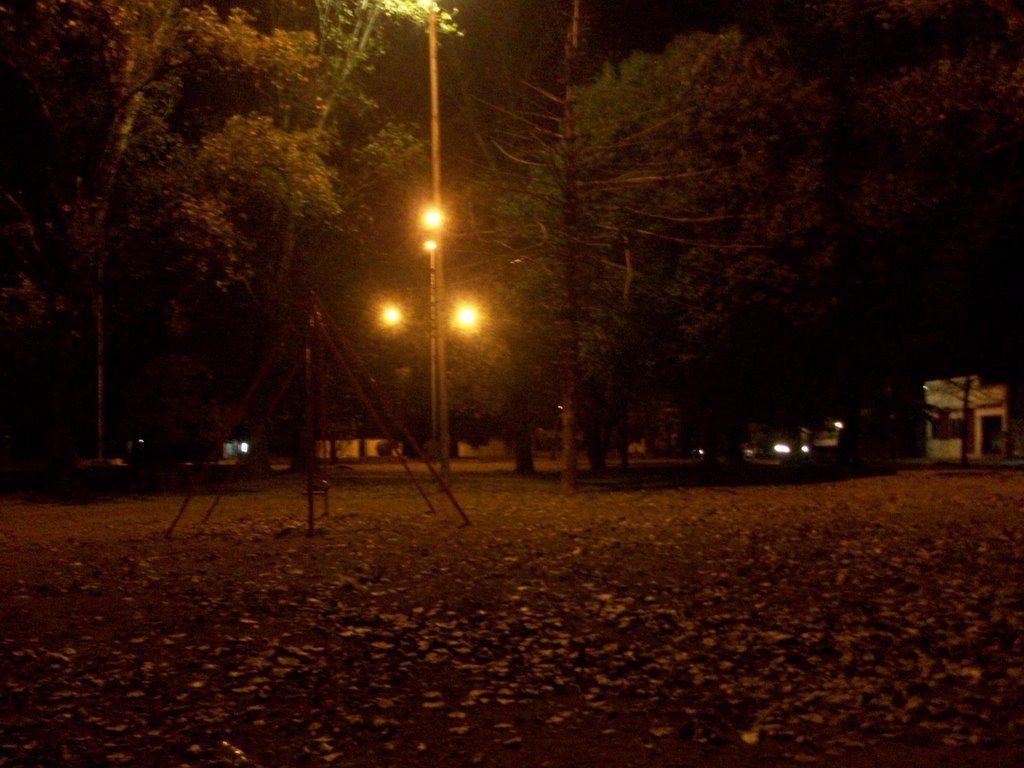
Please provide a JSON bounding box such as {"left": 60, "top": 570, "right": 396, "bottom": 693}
{"left": 1, "top": 465, "right": 1023, "bottom": 767}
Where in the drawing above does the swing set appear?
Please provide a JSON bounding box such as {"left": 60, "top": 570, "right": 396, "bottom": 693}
{"left": 164, "top": 291, "right": 468, "bottom": 539}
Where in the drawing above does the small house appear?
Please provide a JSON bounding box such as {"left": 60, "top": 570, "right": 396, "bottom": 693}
{"left": 924, "top": 376, "right": 1020, "bottom": 460}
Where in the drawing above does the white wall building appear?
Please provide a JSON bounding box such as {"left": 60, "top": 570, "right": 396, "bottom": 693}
{"left": 924, "top": 376, "right": 1010, "bottom": 460}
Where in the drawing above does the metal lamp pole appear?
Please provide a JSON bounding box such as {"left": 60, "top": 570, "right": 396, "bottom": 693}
{"left": 426, "top": 1, "right": 450, "bottom": 481}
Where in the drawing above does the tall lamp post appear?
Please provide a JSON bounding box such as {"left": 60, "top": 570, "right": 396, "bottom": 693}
{"left": 424, "top": 0, "right": 449, "bottom": 481}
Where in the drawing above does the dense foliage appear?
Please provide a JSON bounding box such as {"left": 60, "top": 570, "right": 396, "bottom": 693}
{"left": 2, "top": 0, "right": 1022, "bottom": 481}
{"left": 474, "top": 0, "right": 1024, "bottom": 469}
{"left": 0, "top": 0, "right": 430, "bottom": 479}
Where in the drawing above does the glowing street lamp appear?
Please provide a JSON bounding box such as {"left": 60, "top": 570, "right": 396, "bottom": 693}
{"left": 454, "top": 303, "right": 478, "bottom": 331}
{"left": 423, "top": 208, "right": 443, "bottom": 230}
{"left": 381, "top": 304, "right": 403, "bottom": 327}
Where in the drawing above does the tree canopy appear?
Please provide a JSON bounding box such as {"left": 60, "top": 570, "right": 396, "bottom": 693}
{"left": 474, "top": 0, "right": 1024, "bottom": 469}
{"left": 2, "top": 0, "right": 1022, "bottom": 481}
{"left": 0, "top": 0, "right": 428, "bottom": 480}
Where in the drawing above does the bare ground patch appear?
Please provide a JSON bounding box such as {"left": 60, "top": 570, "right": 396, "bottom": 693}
{"left": 2, "top": 467, "right": 1023, "bottom": 767}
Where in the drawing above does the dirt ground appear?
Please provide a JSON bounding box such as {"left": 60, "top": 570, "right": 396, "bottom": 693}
{"left": 1, "top": 464, "right": 1023, "bottom": 767}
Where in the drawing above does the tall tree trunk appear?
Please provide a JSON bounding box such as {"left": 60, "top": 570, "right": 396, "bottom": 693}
{"left": 558, "top": 0, "right": 583, "bottom": 494}
{"left": 509, "top": 345, "right": 536, "bottom": 474}
{"left": 44, "top": 301, "right": 81, "bottom": 497}
{"left": 513, "top": 423, "right": 535, "bottom": 474}
{"left": 837, "top": 399, "right": 862, "bottom": 467}
{"left": 617, "top": 394, "right": 630, "bottom": 473}
{"left": 81, "top": 2, "right": 180, "bottom": 461}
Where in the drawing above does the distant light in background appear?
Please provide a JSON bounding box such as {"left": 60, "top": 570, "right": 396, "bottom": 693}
{"left": 773, "top": 442, "right": 811, "bottom": 455}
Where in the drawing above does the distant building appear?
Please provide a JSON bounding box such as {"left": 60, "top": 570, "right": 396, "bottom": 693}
{"left": 924, "top": 376, "right": 1021, "bottom": 460}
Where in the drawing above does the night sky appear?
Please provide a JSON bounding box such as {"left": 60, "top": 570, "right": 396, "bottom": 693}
{"left": 589, "top": 0, "right": 741, "bottom": 55}
{"left": 448, "top": 0, "right": 741, "bottom": 147}
{"left": 377, "top": 0, "right": 729, "bottom": 136}
{"left": 379, "top": 1, "right": 740, "bottom": 125}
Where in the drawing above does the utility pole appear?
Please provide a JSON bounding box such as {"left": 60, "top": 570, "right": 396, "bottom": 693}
{"left": 426, "top": 1, "right": 450, "bottom": 482}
